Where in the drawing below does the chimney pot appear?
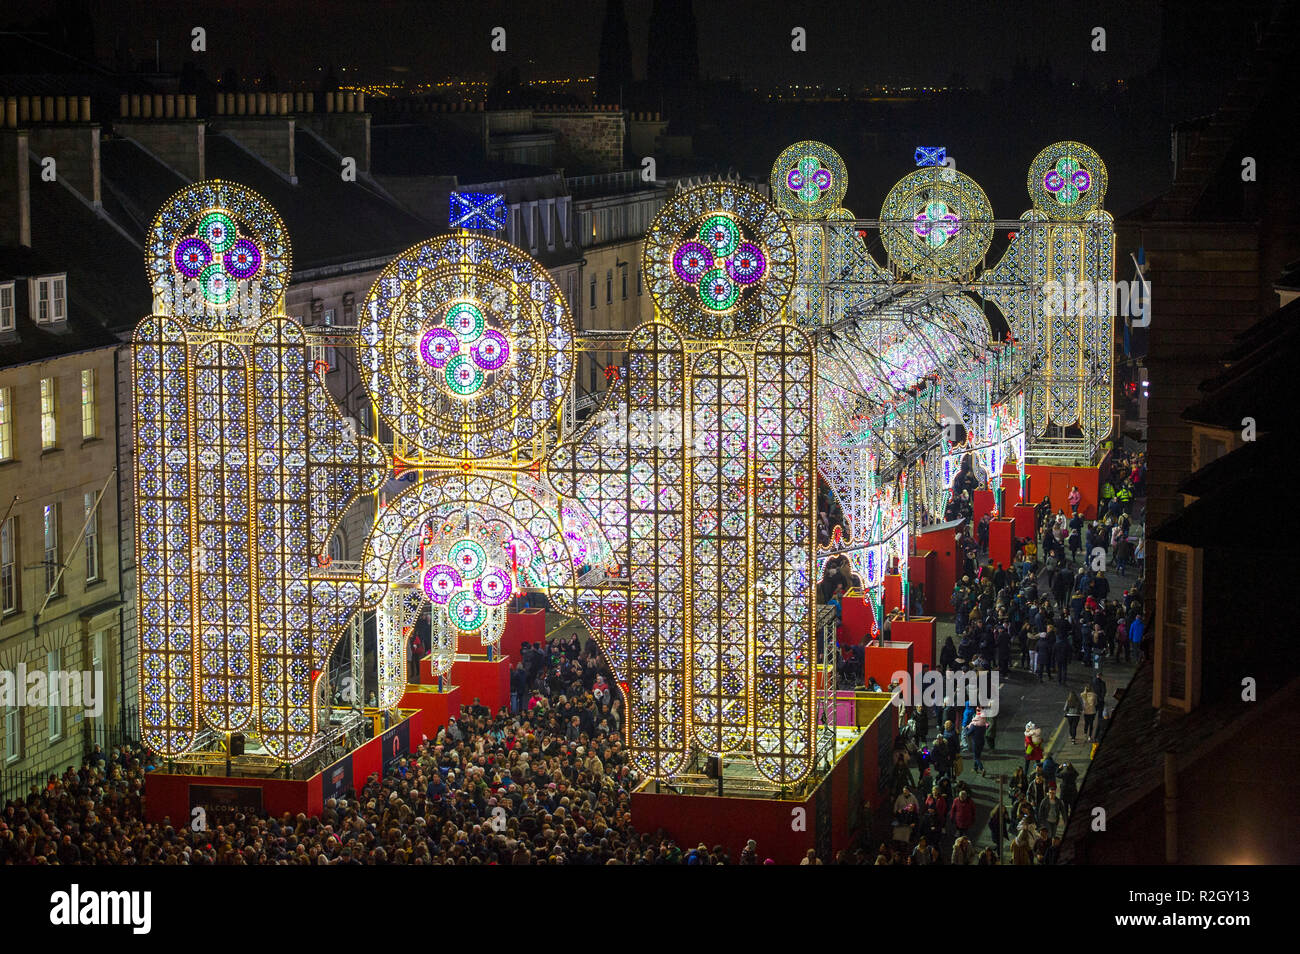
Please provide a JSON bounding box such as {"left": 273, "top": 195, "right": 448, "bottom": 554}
{"left": 119, "top": 94, "right": 128, "bottom": 117}
{"left": 153, "top": 94, "right": 164, "bottom": 117}
{"left": 187, "top": 94, "right": 196, "bottom": 118}
{"left": 4, "top": 98, "right": 16, "bottom": 128}
{"left": 164, "top": 95, "right": 176, "bottom": 119}
{"left": 306, "top": 92, "right": 314, "bottom": 112}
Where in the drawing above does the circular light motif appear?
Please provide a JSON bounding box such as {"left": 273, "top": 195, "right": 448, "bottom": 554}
{"left": 445, "top": 302, "right": 486, "bottom": 341}
{"left": 225, "top": 238, "right": 262, "bottom": 280}
{"left": 445, "top": 354, "right": 484, "bottom": 396}
{"left": 198, "top": 263, "right": 234, "bottom": 305}
{"left": 447, "top": 591, "right": 486, "bottom": 632}
{"left": 422, "top": 563, "right": 463, "bottom": 604}
{"left": 699, "top": 268, "right": 739, "bottom": 311}
{"left": 726, "top": 242, "right": 766, "bottom": 284}
{"left": 174, "top": 237, "right": 212, "bottom": 278}
{"left": 673, "top": 241, "right": 712, "bottom": 283}
{"left": 1028, "top": 142, "right": 1107, "bottom": 218}
{"left": 471, "top": 329, "right": 510, "bottom": 371}
{"left": 198, "top": 211, "right": 237, "bottom": 253}
{"left": 770, "top": 141, "right": 849, "bottom": 219}
{"left": 474, "top": 567, "right": 513, "bottom": 606}
{"left": 698, "top": 215, "right": 740, "bottom": 257}
{"left": 448, "top": 539, "right": 486, "bottom": 579}
{"left": 419, "top": 327, "right": 460, "bottom": 369}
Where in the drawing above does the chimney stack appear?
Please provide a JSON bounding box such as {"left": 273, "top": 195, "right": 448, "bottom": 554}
{"left": 0, "top": 128, "right": 31, "bottom": 246}
{"left": 116, "top": 93, "right": 205, "bottom": 182}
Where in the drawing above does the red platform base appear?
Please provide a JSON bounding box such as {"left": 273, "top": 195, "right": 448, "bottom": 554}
{"left": 973, "top": 488, "right": 996, "bottom": 524}
{"left": 399, "top": 684, "right": 463, "bottom": 745}
{"left": 908, "top": 550, "right": 935, "bottom": 614}
{"left": 916, "top": 519, "right": 965, "bottom": 614}
{"left": 143, "top": 711, "right": 418, "bottom": 825}
{"left": 840, "top": 588, "right": 874, "bottom": 644}
{"left": 863, "top": 640, "right": 912, "bottom": 688}
{"left": 630, "top": 696, "right": 898, "bottom": 863}
{"left": 883, "top": 574, "right": 902, "bottom": 615}
{"left": 457, "top": 607, "right": 547, "bottom": 659}
{"left": 1012, "top": 502, "right": 1037, "bottom": 541}
{"left": 890, "top": 615, "right": 937, "bottom": 670}
{"left": 450, "top": 654, "right": 511, "bottom": 715}
{"left": 989, "top": 517, "right": 1015, "bottom": 569}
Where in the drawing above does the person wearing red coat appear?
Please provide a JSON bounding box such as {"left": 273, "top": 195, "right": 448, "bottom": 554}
{"left": 1024, "top": 721, "right": 1044, "bottom": 773}
{"left": 950, "top": 789, "right": 976, "bottom": 837}
{"left": 925, "top": 788, "right": 950, "bottom": 829}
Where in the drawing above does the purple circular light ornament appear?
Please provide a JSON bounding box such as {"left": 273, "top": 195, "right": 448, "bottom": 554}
{"left": 812, "top": 168, "right": 832, "bottom": 190}
{"left": 1044, "top": 170, "right": 1065, "bottom": 192}
{"left": 473, "top": 567, "right": 513, "bottom": 606}
{"left": 422, "top": 563, "right": 463, "bottom": 604}
{"left": 786, "top": 168, "right": 804, "bottom": 191}
{"left": 673, "top": 241, "right": 712, "bottom": 283}
{"left": 174, "top": 238, "right": 212, "bottom": 278}
{"left": 726, "top": 242, "right": 766, "bottom": 284}
{"left": 419, "top": 328, "right": 460, "bottom": 369}
{"left": 471, "top": 329, "right": 510, "bottom": 371}
{"left": 1071, "top": 169, "right": 1091, "bottom": 192}
{"left": 225, "top": 238, "right": 262, "bottom": 280}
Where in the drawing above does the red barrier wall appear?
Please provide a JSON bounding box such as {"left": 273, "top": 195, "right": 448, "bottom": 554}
{"left": 1023, "top": 463, "right": 1101, "bottom": 520}
{"left": 973, "top": 488, "right": 995, "bottom": 524}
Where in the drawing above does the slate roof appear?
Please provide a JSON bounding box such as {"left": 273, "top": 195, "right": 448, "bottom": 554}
{"left": 201, "top": 130, "right": 431, "bottom": 273}
{"left": 1057, "top": 664, "right": 1297, "bottom": 862}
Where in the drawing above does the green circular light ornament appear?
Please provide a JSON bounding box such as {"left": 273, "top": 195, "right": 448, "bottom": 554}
{"left": 448, "top": 538, "right": 487, "bottom": 579}
{"left": 447, "top": 591, "right": 487, "bottom": 632}
{"left": 698, "top": 268, "right": 740, "bottom": 312}
{"left": 198, "top": 263, "right": 235, "bottom": 305}
{"left": 445, "top": 353, "right": 484, "bottom": 396}
{"left": 445, "top": 301, "right": 486, "bottom": 342}
{"left": 699, "top": 215, "right": 740, "bottom": 257}
{"left": 1028, "top": 141, "right": 1107, "bottom": 219}
{"left": 198, "top": 211, "right": 237, "bottom": 253}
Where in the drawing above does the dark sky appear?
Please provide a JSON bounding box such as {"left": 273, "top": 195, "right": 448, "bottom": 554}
{"left": 14, "top": 0, "right": 1161, "bottom": 89}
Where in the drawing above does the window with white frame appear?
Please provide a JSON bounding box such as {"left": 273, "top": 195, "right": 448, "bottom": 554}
{"left": 80, "top": 368, "right": 96, "bottom": 439}
{"left": 40, "top": 377, "right": 57, "bottom": 449}
{"left": 43, "top": 503, "right": 60, "bottom": 596}
{"left": 0, "top": 282, "right": 14, "bottom": 331}
{"left": 48, "top": 649, "right": 63, "bottom": 740}
{"left": 1, "top": 516, "right": 17, "bottom": 614}
{"left": 0, "top": 386, "right": 12, "bottom": 460}
{"left": 31, "top": 274, "right": 66, "bottom": 324}
{"left": 4, "top": 704, "right": 21, "bottom": 762}
{"left": 84, "top": 491, "right": 100, "bottom": 583}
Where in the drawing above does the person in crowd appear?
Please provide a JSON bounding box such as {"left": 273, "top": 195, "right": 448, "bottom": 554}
{"left": 1063, "top": 689, "right": 1082, "bottom": 744}
{"left": 1023, "top": 721, "right": 1044, "bottom": 774}
{"left": 1080, "top": 684, "right": 1099, "bottom": 742}
{"left": 1067, "top": 485, "right": 1082, "bottom": 517}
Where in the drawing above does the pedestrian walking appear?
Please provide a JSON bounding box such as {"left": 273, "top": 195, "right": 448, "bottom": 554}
{"left": 1064, "top": 689, "right": 1082, "bottom": 743}
{"left": 1080, "top": 685, "right": 1099, "bottom": 741}
{"left": 1023, "top": 721, "right": 1044, "bottom": 774}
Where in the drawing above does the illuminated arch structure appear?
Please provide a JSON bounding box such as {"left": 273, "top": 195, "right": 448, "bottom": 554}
{"left": 132, "top": 181, "right": 387, "bottom": 763}
{"left": 132, "top": 141, "right": 1112, "bottom": 786}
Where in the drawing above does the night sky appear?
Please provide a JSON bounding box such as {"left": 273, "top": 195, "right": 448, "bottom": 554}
{"left": 11, "top": 0, "right": 1162, "bottom": 89}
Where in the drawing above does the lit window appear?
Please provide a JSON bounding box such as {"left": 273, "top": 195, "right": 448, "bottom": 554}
{"left": 0, "top": 282, "right": 13, "bottom": 331}
{"left": 43, "top": 503, "right": 59, "bottom": 596}
{"left": 0, "top": 517, "right": 17, "bottom": 614}
{"left": 48, "top": 649, "right": 63, "bottom": 740}
{"left": 0, "top": 387, "right": 12, "bottom": 460}
{"left": 31, "top": 275, "right": 66, "bottom": 324}
{"left": 4, "top": 704, "right": 21, "bottom": 762}
{"left": 84, "top": 491, "right": 100, "bottom": 583}
{"left": 80, "top": 369, "right": 96, "bottom": 439}
{"left": 40, "top": 378, "right": 57, "bottom": 449}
